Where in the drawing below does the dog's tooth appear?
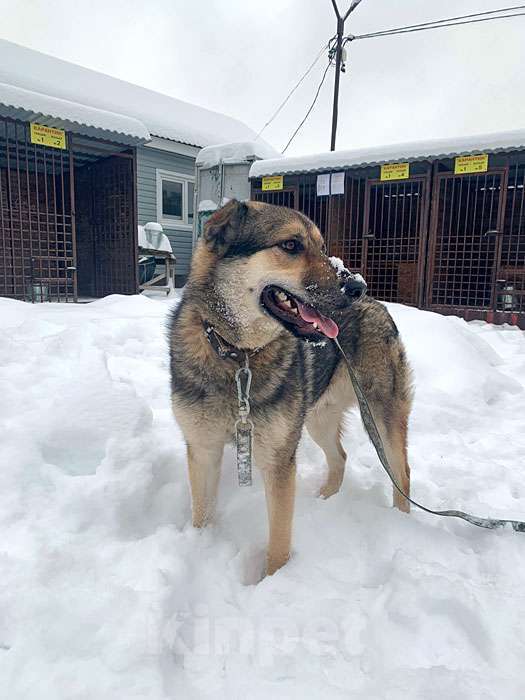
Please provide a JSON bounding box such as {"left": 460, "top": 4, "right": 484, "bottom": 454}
{"left": 291, "top": 308, "right": 298, "bottom": 314}
{"left": 313, "top": 322, "right": 318, "bottom": 329}
{"left": 277, "top": 291, "right": 287, "bottom": 301}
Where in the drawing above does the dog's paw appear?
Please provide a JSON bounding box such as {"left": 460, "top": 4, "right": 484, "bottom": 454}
{"left": 393, "top": 493, "right": 410, "bottom": 513}
{"left": 266, "top": 552, "right": 291, "bottom": 577}
{"left": 318, "top": 470, "right": 344, "bottom": 499}
{"left": 319, "top": 484, "right": 340, "bottom": 499}
{"left": 192, "top": 512, "right": 211, "bottom": 528}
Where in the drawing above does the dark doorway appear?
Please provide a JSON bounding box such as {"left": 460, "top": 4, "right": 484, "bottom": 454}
{"left": 73, "top": 146, "right": 137, "bottom": 298}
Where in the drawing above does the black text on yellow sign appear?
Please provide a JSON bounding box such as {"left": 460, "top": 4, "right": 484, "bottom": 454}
{"left": 380, "top": 162, "right": 410, "bottom": 181}
{"left": 261, "top": 175, "right": 283, "bottom": 192}
{"left": 30, "top": 123, "right": 67, "bottom": 150}
{"left": 454, "top": 154, "right": 488, "bottom": 175}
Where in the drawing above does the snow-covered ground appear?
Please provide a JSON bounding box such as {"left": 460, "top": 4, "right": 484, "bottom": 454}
{"left": 1, "top": 293, "right": 525, "bottom": 699}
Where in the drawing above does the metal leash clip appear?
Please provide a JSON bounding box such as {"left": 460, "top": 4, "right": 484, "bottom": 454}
{"left": 234, "top": 355, "right": 254, "bottom": 487}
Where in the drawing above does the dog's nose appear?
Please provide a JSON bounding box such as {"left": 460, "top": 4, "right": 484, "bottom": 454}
{"left": 343, "top": 275, "right": 367, "bottom": 301}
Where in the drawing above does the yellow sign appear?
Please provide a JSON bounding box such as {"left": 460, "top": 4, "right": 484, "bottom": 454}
{"left": 454, "top": 154, "right": 488, "bottom": 175}
{"left": 380, "top": 162, "right": 409, "bottom": 181}
{"left": 30, "top": 123, "right": 66, "bottom": 150}
{"left": 262, "top": 175, "right": 283, "bottom": 191}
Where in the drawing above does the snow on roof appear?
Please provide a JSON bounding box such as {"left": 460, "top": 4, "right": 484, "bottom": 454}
{"left": 0, "top": 38, "right": 259, "bottom": 148}
{"left": 249, "top": 128, "right": 525, "bottom": 178}
{"left": 0, "top": 82, "right": 150, "bottom": 143}
{"left": 196, "top": 140, "right": 280, "bottom": 169}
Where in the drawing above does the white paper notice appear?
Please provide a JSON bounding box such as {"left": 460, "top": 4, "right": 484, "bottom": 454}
{"left": 330, "top": 172, "right": 345, "bottom": 195}
{"left": 316, "top": 173, "right": 330, "bottom": 196}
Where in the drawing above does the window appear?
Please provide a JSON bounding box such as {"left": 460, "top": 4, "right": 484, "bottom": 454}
{"left": 187, "top": 181, "right": 194, "bottom": 224}
{"left": 156, "top": 170, "right": 195, "bottom": 228}
{"left": 162, "top": 180, "right": 183, "bottom": 220}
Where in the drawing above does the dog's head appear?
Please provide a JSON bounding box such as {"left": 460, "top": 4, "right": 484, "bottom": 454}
{"left": 189, "top": 199, "right": 366, "bottom": 348}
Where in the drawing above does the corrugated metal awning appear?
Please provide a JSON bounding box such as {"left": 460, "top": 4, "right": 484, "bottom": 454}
{"left": 0, "top": 81, "right": 150, "bottom": 146}
{"left": 249, "top": 129, "right": 525, "bottom": 178}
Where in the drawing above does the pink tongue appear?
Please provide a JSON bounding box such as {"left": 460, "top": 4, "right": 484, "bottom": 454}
{"left": 296, "top": 301, "right": 339, "bottom": 339}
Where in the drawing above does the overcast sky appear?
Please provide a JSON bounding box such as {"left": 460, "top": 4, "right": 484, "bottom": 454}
{"left": 0, "top": 0, "right": 524, "bottom": 155}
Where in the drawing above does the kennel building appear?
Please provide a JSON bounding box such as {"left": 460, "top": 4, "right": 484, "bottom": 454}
{"left": 250, "top": 131, "right": 525, "bottom": 329}
{"left": 0, "top": 39, "right": 269, "bottom": 300}
{"left": 0, "top": 104, "right": 146, "bottom": 302}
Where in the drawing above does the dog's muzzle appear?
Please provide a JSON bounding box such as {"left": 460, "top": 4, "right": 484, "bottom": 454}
{"left": 341, "top": 273, "right": 367, "bottom": 301}
{"left": 260, "top": 285, "right": 340, "bottom": 340}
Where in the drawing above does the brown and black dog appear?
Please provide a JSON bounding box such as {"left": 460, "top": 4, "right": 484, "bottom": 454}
{"left": 169, "top": 200, "right": 412, "bottom": 576}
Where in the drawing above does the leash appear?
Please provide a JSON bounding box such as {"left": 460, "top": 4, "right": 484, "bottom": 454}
{"left": 204, "top": 320, "right": 525, "bottom": 530}
{"left": 334, "top": 338, "right": 525, "bottom": 532}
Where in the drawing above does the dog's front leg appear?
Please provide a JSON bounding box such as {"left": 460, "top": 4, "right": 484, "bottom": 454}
{"left": 259, "top": 455, "right": 297, "bottom": 576}
{"left": 186, "top": 440, "right": 225, "bottom": 528}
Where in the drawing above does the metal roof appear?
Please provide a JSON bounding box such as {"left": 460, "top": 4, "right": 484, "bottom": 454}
{"left": 0, "top": 38, "right": 261, "bottom": 149}
{"left": 249, "top": 129, "right": 525, "bottom": 178}
{"left": 0, "top": 82, "right": 151, "bottom": 146}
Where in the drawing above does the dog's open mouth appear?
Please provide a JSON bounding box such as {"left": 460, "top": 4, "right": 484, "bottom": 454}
{"left": 260, "top": 286, "right": 339, "bottom": 339}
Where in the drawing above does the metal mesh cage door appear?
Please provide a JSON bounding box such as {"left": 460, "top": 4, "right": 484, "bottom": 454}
{"left": 91, "top": 155, "right": 136, "bottom": 297}
{"left": 0, "top": 118, "right": 76, "bottom": 302}
{"left": 325, "top": 174, "right": 366, "bottom": 274}
{"left": 251, "top": 187, "right": 297, "bottom": 210}
{"left": 428, "top": 171, "right": 505, "bottom": 310}
{"left": 251, "top": 176, "right": 367, "bottom": 274}
{"left": 362, "top": 177, "right": 428, "bottom": 305}
{"left": 498, "top": 164, "right": 525, "bottom": 314}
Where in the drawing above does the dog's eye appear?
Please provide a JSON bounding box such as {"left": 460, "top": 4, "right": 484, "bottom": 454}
{"left": 280, "top": 240, "right": 303, "bottom": 254}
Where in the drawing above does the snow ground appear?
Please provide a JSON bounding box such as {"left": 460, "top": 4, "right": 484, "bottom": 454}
{"left": 1, "top": 293, "right": 525, "bottom": 699}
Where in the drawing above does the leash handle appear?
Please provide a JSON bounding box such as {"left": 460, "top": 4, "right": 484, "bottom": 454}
{"left": 334, "top": 338, "right": 525, "bottom": 533}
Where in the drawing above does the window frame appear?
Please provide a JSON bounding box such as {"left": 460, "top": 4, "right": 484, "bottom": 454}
{"left": 156, "top": 169, "right": 195, "bottom": 230}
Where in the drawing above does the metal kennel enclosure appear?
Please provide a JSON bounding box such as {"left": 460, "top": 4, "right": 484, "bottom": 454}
{"left": 0, "top": 116, "right": 138, "bottom": 302}
{"left": 250, "top": 140, "right": 525, "bottom": 329}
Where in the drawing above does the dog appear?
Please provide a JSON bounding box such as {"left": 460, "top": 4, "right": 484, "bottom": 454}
{"left": 169, "top": 199, "right": 412, "bottom": 576}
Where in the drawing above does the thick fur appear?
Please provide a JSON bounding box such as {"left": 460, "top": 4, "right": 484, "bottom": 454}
{"left": 169, "top": 200, "right": 412, "bottom": 576}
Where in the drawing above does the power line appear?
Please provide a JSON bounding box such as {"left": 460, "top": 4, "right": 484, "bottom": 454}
{"left": 353, "top": 7, "right": 525, "bottom": 40}
{"left": 256, "top": 40, "right": 333, "bottom": 139}
{"left": 281, "top": 59, "right": 333, "bottom": 154}
{"left": 354, "top": 4, "right": 525, "bottom": 38}
{"left": 272, "top": 4, "right": 525, "bottom": 153}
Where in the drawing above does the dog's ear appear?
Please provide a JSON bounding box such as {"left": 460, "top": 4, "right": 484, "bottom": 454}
{"left": 203, "top": 199, "right": 249, "bottom": 257}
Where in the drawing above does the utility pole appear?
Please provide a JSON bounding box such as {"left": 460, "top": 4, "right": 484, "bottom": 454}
{"left": 329, "top": 0, "right": 363, "bottom": 151}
